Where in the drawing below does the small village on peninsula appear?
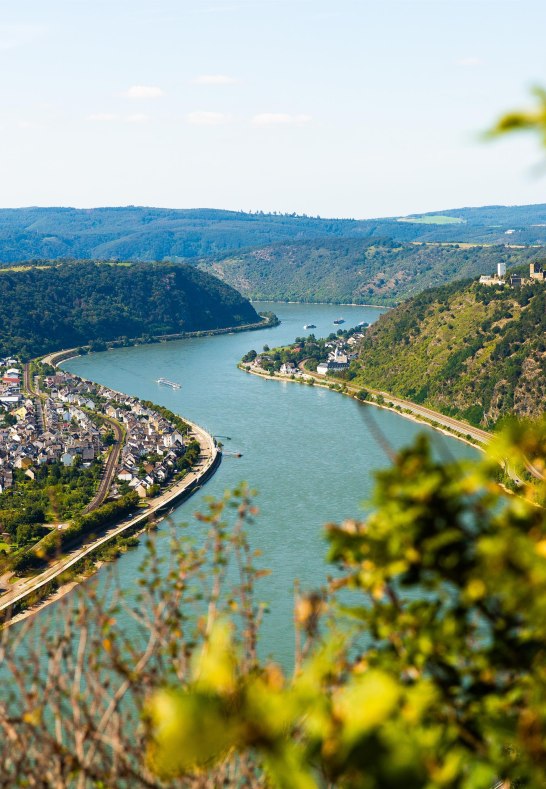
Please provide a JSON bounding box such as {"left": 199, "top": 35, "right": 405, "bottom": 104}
{"left": 0, "top": 351, "right": 218, "bottom": 619}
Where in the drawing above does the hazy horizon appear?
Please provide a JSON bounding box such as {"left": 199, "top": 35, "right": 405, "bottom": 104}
{"left": 0, "top": 200, "right": 544, "bottom": 223}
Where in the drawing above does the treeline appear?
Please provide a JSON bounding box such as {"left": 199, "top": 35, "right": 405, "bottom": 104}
{"left": 1, "top": 205, "right": 546, "bottom": 263}
{"left": 0, "top": 260, "right": 259, "bottom": 359}
{"left": 0, "top": 461, "right": 103, "bottom": 547}
{"left": 10, "top": 492, "right": 139, "bottom": 574}
{"left": 354, "top": 278, "right": 546, "bottom": 426}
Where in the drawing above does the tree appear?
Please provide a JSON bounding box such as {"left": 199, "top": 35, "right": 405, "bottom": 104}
{"left": 145, "top": 424, "right": 546, "bottom": 787}
{"left": 103, "top": 429, "right": 116, "bottom": 446}
{"left": 3, "top": 426, "right": 546, "bottom": 785}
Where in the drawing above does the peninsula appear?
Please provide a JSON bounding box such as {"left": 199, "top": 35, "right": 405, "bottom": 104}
{"left": 0, "top": 349, "right": 221, "bottom": 622}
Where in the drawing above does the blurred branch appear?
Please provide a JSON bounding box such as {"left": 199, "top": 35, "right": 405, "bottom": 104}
{"left": 487, "top": 86, "right": 546, "bottom": 146}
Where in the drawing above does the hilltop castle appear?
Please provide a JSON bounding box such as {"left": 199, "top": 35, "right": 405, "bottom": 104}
{"left": 479, "top": 261, "right": 546, "bottom": 288}
{"left": 529, "top": 262, "right": 546, "bottom": 281}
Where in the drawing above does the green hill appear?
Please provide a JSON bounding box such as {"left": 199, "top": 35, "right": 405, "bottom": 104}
{"left": 1, "top": 204, "right": 546, "bottom": 263}
{"left": 0, "top": 261, "right": 260, "bottom": 359}
{"left": 353, "top": 277, "right": 546, "bottom": 426}
{"left": 199, "top": 239, "right": 540, "bottom": 305}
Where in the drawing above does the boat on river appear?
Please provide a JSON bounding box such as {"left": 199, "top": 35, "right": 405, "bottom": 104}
{"left": 303, "top": 324, "right": 316, "bottom": 330}
{"left": 333, "top": 318, "right": 345, "bottom": 325}
{"left": 156, "top": 378, "right": 181, "bottom": 389}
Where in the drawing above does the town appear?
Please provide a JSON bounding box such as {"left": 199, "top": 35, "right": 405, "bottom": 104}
{"left": 0, "top": 358, "right": 194, "bottom": 559}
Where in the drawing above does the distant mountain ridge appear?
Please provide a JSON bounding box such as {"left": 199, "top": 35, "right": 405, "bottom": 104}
{"left": 1, "top": 204, "right": 546, "bottom": 263}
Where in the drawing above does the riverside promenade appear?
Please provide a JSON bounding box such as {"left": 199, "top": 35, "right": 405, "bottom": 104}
{"left": 0, "top": 355, "right": 221, "bottom": 621}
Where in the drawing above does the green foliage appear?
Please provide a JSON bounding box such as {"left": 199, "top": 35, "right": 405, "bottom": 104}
{"left": 103, "top": 429, "right": 116, "bottom": 446}
{"left": 10, "top": 491, "right": 138, "bottom": 573}
{"left": 199, "top": 239, "right": 541, "bottom": 306}
{"left": 2, "top": 207, "right": 546, "bottom": 270}
{"left": 143, "top": 423, "right": 546, "bottom": 787}
{"left": 354, "top": 278, "right": 546, "bottom": 426}
{"left": 176, "top": 440, "right": 200, "bottom": 472}
{"left": 488, "top": 86, "right": 546, "bottom": 146}
{"left": 0, "top": 461, "right": 101, "bottom": 543}
{"left": 0, "top": 260, "right": 259, "bottom": 359}
{"left": 5, "top": 429, "right": 546, "bottom": 785}
{"left": 242, "top": 349, "right": 257, "bottom": 363}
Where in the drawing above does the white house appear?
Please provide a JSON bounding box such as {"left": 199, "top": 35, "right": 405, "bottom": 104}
{"left": 280, "top": 363, "right": 298, "bottom": 375}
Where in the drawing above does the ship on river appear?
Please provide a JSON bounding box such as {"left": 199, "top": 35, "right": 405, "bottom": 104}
{"left": 333, "top": 318, "right": 345, "bottom": 325}
{"left": 156, "top": 378, "right": 181, "bottom": 389}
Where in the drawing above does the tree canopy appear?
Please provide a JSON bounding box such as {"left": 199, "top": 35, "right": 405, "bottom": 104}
{"left": 0, "top": 260, "right": 259, "bottom": 358}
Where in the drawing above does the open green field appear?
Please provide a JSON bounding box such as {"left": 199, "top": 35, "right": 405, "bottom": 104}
{"left": 397, "top": 215, "right": 466, "bottom": 225}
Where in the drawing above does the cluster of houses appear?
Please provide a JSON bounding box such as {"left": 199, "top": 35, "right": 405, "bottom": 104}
{"left": 107, "top": 397, "right": 187, "bottom": 499}
{"left": 249, "top": 332, "right": 365, "bottom": 378}
{"left": 479, "top": 261, "right": 546, "bottom": 288}
{"left": 0, "top": 358, "right": 23, "bottom": 411}
{"left": 316, "top": 334, "right": 363, "bottom": 375}
{"left": 0, "top": 363, "right": 189, "bottom": 501}
{"left": 0, "top": 367, "right": 106, "bottom": 493}
{"left": 0, "top": 360, "right": 27, "bottom": 492}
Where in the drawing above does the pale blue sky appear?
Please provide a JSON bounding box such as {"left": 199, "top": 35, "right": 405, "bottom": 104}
{"left": 1, "top": 0, "right": 545, "bottom": 217}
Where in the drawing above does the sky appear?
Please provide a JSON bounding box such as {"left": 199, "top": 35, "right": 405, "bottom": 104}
{"left": 1, "top": 0, "right": 546, "bottom": 218}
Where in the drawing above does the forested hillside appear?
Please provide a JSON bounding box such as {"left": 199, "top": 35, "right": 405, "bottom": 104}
{"left": 0, "top": 261, "right": 259, "bottom": 359}
{"left": 1, "top": 203, "right": 546, "bottom": 263}
{"left": 354, "top": 278, "right": 546, "bottom": 426}
{"left": 200, "top": 239, "right": 540, "bottom": 305}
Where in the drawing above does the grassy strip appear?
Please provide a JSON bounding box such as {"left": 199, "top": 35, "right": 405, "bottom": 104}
{"left": 9, "top": 493, "right": 139, "bottom": 574}
{"left": 1, "top": 529, "right": 144, "bottom": 622}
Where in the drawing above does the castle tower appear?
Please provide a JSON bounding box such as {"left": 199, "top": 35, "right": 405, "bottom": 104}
{"left": 497, "top": 261, "right": 506, "bottom": 278}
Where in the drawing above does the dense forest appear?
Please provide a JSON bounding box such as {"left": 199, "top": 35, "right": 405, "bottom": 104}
{"left": 353, "top": 276, "right": 546, "bottom": 426}
{"left": 199, "top": 238, "right": 540, "bottom": 305}
{"left": 0, "top": 261, "right": 259, "bottom": 359}
{"left": 1, "top": 204, "right": 546, "bottom": 263}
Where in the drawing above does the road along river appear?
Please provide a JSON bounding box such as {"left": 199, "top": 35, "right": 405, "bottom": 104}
{"left": 52, "top": 301, "right": 480, "bottom": 666}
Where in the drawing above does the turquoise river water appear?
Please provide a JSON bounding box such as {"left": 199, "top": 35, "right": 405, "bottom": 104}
{"left": 58, "top": 302, "right": 479, "bottom": 667}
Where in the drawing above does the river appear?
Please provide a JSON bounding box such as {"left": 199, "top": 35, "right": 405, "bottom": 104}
{"left": 60, "top": 302, "right": 479, "bottom": 666}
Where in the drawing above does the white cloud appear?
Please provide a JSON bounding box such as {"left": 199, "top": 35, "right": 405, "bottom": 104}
{"left": 87, "top": 113, "right": 118, "bottom": 122}
{"left": 125, "top": 113, "right": 150, "bottom": 124}
{"left": 192, "top": 74, "right": 237, "bottom": 85}
{"left": 252, "top": 113, "right": 312, "bottom": 126}
{"left": 456, "top": 56, "right": 482, "bottom": 67}
{"left": 123, "top": 85, "right": 164, "bottom": 99}
{"left": 187, "top": 111, "right": 230, "bottom": 125}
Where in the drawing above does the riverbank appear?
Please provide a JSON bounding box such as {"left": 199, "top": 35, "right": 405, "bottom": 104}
{"left": 253, "top": 300, "right": 391, "bottom": 309}
{"left": 38, "top": 313, "right": 279, "bottom": 368}
{"left": 55, "top": 301, "right": 480, "bottom": 668}
{"left": 240, "top": 362, "right": 490, "bottom": 451}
